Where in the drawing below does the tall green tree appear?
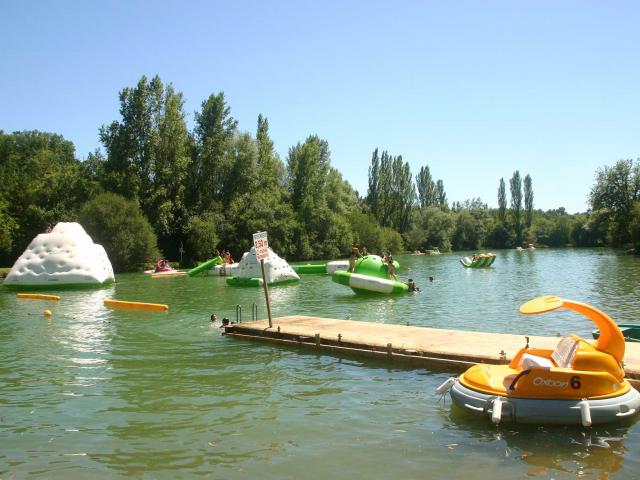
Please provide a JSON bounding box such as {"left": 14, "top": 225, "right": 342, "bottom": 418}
{"left": 256, "top": 114, "right": 284, "bottom": 189}
{"left": 192, "top": 92, "right": 238, "bottom": 210}
{"left": 436, "top": 179, "right": 447, "bottom": 207}
{"left": 416, "top": 165, "right": 437, "bottom": 207}
{"left": 366, "top": 148, "right": 380, "bottom": 215}
{"left": 99, "top": 76, "right": 192, "bottom": 255}
{"left": 510, "top": 170, "right": 523, "bottom": 244}
{"left": 99, "top": 75, "right": 164, "bottom": 202}
{"left": 497, "top": 177, "right": 507, "bottom": 224}
{"left": 524, "top": 174, "right": 534, "bottom": 228}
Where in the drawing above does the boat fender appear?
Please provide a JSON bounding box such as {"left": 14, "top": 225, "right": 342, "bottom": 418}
{"left": 579, "top": 399, "right": 592, "bottom": 427}
{"left": 491, "top": 398, "right": 503, "bottom": 424}
{"left": 436, "top": 377, "right": 457, "bottom": 395}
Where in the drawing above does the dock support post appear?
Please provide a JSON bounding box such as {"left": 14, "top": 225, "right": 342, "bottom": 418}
{"left": 315, "top": 333, "right": 321, "bottom": 347}
{"left": 387, "top": 343, "right": 393, "bottom": 356}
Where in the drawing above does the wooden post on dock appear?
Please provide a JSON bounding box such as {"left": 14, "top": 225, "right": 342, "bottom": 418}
{"left": 253, "top": 231, "right": 273, "bottom": 328}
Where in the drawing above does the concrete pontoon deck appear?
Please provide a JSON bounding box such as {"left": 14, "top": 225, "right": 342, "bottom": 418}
{"left": 225, "top": 316, "right": 640, "bottom": 389}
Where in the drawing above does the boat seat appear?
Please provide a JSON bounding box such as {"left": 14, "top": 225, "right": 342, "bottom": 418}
{"left": 518, "top": 353, "right": 553, "bottom": 370}
{"left": 551, "top": 336, "right": 579, "bottom": 368}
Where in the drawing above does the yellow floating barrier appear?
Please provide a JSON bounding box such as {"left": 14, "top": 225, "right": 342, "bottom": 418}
{"left": 17, "top": 293, "right": 60, "bottom": 301}
{"left": 104, "top": 299, "right": 169, "bottom": 312}
{"left": 150, "top": 271, "right": 187, "bottom": 278}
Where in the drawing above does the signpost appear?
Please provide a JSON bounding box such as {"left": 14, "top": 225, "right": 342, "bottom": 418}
{"left": 253, "top": 231, "right": 273, "bottom": 328}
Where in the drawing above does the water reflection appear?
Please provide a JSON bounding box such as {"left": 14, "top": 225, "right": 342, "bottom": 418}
{"left": 443, "top": 403, "right": 636, "bottom": 479}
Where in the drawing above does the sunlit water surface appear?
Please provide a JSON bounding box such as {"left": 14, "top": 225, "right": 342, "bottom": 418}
{"left": 1, "top": 248, "right": 640, "bottom": 479}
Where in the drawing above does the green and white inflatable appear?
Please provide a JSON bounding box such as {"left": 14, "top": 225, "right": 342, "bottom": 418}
{"left": 331, "top": 255, "right": 407, "bottom": 294}
{"left": 460, "top": 253, "right": 496, "bottom": 268}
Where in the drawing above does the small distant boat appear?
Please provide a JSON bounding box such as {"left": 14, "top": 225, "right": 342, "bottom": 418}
{"left": 516, "top": 246, "right": 524, "bottom": 252}
{"left": 145, "top": 259, "right": 178, "bottom": 275}
{"left": 528, "top": 244, "right": 536, "bottom": 250}
{"left": 460, "top": 253, "right": 496, "bottom": 268}
{"left": 410, "top": 250, "right": 426, "bottom": 256}
{"left": 427, "top": 247, "right": 441, "bottom": 255}
{"left": 593, "top": 324, "right": 640, "bottom": 343}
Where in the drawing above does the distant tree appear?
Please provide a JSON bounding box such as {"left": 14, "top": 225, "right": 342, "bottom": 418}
{"left": 436, "top": 179, "right": 447, "bottom": 207}
{"left": 524, "top": 174, "right": 534, "bottom": 228}
{"left": 407, "top": 206, "right": 454, "bottom": 251}
{"left": 497, "top": 177, "right": 507, "bottom": 224}
{"left": 99, "top": 76, "right": 193, "bottom": 255}
{"left": 182, "top": 212, "right": 220, "bottom": 266}
{"left": 366, "top": 149, "right": 414, "bottom": 232}
{"left": 366, "top": 148, "right": 380, "bottom": 215}
{"left": 589, "top": 159, "right": 640, "bottom": 245}
{"left": 256, "top": 114, "right": 285, "bottom": 188}
{"left": 192, "top": 92, "right": 238, "bottom": 210}
{"left": 416, "top": 165, "right": 437, "bottom": 207}
{"left": 0, "top": 130, "right": 95, "bottom": 263}
{"left": 79, "top": 192, "right": 160, "bottom": 272}
{"left": 510, "top": 170, "right": 523, "bottom": 244}
{"left": 630, "top": 201, "right": 640, "bottom": 253}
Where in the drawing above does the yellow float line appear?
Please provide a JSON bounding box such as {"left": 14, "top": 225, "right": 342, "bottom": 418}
{"left": 17, "top": 293, "right": 60, "bottom": 301}
{"left": 150, "top": 272, "right": 187, "bottom": 278}
{"left": 104, "top": 299, "right": 169, "bottom": 312}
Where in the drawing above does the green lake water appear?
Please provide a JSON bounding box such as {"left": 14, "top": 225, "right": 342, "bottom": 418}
{"left": 1, "top": 248, "right": 640, "bottom": 479}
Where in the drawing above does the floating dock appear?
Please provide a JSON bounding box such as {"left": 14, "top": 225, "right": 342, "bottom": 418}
{"left": 225, "top": 316, "right": 640, "bottom": 390}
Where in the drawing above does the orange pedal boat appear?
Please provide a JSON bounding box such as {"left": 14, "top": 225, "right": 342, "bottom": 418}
{"left": 437, "top": 295, "right": 640, "bottom": 426}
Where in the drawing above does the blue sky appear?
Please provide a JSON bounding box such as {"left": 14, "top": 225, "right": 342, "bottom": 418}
{"left": 1, "top": 1, "right": 638, "bottom": 213}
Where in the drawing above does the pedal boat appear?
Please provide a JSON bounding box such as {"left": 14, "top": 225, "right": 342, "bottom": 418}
{"left": 437, "top": 295, "right": 640, "bottom": 426}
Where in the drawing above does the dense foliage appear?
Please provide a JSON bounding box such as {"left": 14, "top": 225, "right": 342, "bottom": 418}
{"left": 79, "top": 192, "right": 160, "bottom": 272}
{"left": 1, "top": 76, "right": 638, "bottom": 271}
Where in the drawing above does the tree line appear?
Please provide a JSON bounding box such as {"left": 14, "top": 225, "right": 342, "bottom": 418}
{"left": 0, "top": 75, "right": 638, "bottom": 271}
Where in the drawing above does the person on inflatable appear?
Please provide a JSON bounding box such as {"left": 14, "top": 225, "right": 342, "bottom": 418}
{"left": 349, "top": 244, "right": 361, "bottom": 272}
{"left": 386, "top": 254, "right": 398, "bottom": 281}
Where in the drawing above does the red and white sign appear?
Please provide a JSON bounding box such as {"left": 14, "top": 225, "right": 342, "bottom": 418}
{"left": 253, "top": 231, "right": 269, "bottom": 261}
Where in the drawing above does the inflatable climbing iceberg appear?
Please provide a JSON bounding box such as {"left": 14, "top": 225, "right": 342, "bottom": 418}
{"left": 226, "top": 247, "right": 299, "bottom": 286}
{"left": 3, "top": 222, "right": 115, "bottom": 288}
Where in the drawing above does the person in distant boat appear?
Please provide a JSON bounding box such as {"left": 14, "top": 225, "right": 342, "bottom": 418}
{"left": 349, "top": 243, "right": 361, "bottom": 272}
{"left": 154, "top": 259, "right": 172, "bottom": 273}
{"left": 406, "top": 278, "right": 420, "bottom": 292}
{"left": 361, "top": 246, "right": 368, "bottom": 257}
{"left": 386, "top": 254, "right": 398, "bottom": 281}
{"left": 45, "top": 224, "right": 53, "bottom": 233}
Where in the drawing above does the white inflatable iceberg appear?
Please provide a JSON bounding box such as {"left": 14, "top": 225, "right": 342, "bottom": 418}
{"left": 3, "top": 222, "right": 115, "bottom": 288}
{"left": 226, "top": 247, "right": 299, "bottom": 286}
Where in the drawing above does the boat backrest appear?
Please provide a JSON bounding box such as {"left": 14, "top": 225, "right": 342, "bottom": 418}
{"left": 551, "top": 336, "right": 580, "bottom": 368}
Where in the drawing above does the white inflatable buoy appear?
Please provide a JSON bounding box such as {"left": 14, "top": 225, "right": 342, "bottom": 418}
{"left": 491, "top": 398, "right": 503, "bottom": 424}
{"left": 579, "top": 399, "right": 592, "bottom": 427}
{"left": 436, "top": 377, "right": 456, "bottom": 395}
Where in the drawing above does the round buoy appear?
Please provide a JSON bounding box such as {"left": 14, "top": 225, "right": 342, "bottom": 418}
{"left": 44, "top": 309, "right": 52, "bottom": 317}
